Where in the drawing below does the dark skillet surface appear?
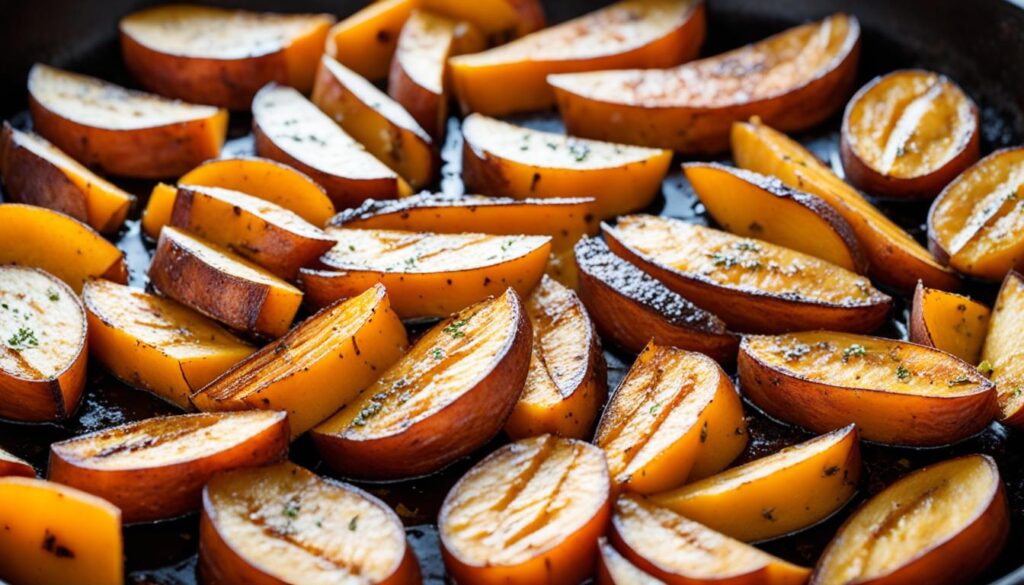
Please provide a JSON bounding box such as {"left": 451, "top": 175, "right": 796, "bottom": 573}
{"left": 3, "top": 1, "right": 1024, "bottom": 584}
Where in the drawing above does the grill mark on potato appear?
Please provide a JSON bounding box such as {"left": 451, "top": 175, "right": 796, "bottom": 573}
{"left": 496, "top": 443, "right": 583, "bottom": 549}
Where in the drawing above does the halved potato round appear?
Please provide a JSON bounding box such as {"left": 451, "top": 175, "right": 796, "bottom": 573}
{"left": 841, "top": 69, "right": 980, "bottom": 200}
{"left": 597, "top": 536, "right": 665, "bottom": 585}
{"left": 909, "top": 281, "right": 990, "bottom": 364}
{"left": 440, "top": 435, "right": 610, "bottom": 585}
{"left": 48, "top": 411, "right": 288, "bottom": 523}
{"left": 738, "top": 331, "right": 998, "bottom": 446}
{"left": 0, "top": 446, "right": 35, "bottom": 478}
{"left": 812, "top": 454, "right": 1008, "bottom": 585}
{"left": 325, "top": 0, "right": 414, "bottom": 81}
{"left": 980, "top": 270, "right": 1024, "bottom": 426}
{"left": 312, "top": 289, "right": 532, "bottom": 480}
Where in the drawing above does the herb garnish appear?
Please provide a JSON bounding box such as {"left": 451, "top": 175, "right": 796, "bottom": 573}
{"left": 978, "top": 360, "right": 994, "bottom": 376}
{"left": 6, "top": 327, "right": 38, "bottom": 350}
{"left": 443, "top": 319, "right": 469, "bottom": 338}
{"left": 46, "top": 288, "right": 59, "bottom": 302}
{"left": 896, "top": 364, "right": 911, "bottom": 381}
{"left": 841, "top": 344, "right": 867, "bottom": 362}
{"left": 947, "top": 375, "right": 973, "bottom": 386}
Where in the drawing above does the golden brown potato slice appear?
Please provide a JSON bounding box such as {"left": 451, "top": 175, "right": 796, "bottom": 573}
{"left": 48, "top": 411, "right": 287, "bottom": 523}
{"left": 326, "top": 0, "right": 415, "bottom": 81}
{"left": 739, "top": 331, "right": 998, "bottom": 446}
{"left": 980, "top": 271, "right": 1024, "bottom": 426}
{"left": 419, "top": 0, "right": 545, "bottom": 41}
{"left": 909, "top": 281, "right": 990, "bottom": 364}
{"left": 200, "top": 461, "right": 420, "bottom": 585}
{"left": 595, "top": 343, "right": 747, "bottom": 493}
{"left": 611, "top": 494, "right": 810, "bottom": 585}
{"left": 0, "top": 477, "right": 123, "bottom": 585}
{"left": 450, "top": 0, "right": 705, "bottom": 117}
{"left": 0, "top": 446, "right": 35, "bottom": 478}
{"left": 597, "top": 537, "right": 665, "bottom": 585}
{"left": 685, "top": 163, "right": 866, "bottom": 273}
{"left": 192, "top": 285, "right": 408, "bottom": 438}
{"left": 120, "top": 5, "right": 334, "bottom": 110}
{"left": 148, "top": 227, "right": 303, "bottom": 339}
{"left": 550, "top": 13, "right": 859, "bottom": 154}
{"left": 439, "top": 435, "right": 610, "bottom": 585}
{"left": 652, "top": 424, "right": 860, "bottom": 542}
{"left": 841, "top": 70, "right": 979, "bottom": 200}
{"left": 604, "top": 215, "right": 891, "bottom": 334}
{"left": 462, "top": 114, "right": 672, "bottom": 219}
{"left": 732, "top": 117, "right": 960, "bottom": 292}
{"left": 812, "top": 454, "right": 1008, "bottom": 585}
{"left": 312, "top": 289, "right": 531, "bottom": 480}
{"left": 28, "top": 64, "right": 227, "bottom": 179}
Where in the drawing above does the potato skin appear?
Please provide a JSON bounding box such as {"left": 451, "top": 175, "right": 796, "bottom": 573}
{"left": 0, "top": 123, "right": 87, "bottom": 223}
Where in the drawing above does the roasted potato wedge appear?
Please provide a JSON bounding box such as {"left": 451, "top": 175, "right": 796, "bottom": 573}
{"left": 120, "top": 5, "right": 334, "bottom": 110}
{"left": 312, "top": 289, "right": 531, "bottom": 480}
{"left": 192, "top": 285, "right": 407, "bottom": 438}
{"left": 732, "top": 117, "right": 960, "bottom": 291}
{"left": 909, "top": 281, "right": 990, "bottom": 364}
{"left": 550, "top": 13, "right": 859, "bottom": 154}
{"left": 200, "top": 461, "right": 420, "bottom": 585}
{"left": 652, "top": 424, "right": 861, "bottom": 542}
{"left": 812, "top": 454, "right": 1008, "bottom": 585}
{"left": 980, "top": 271, "right": 1024, "bottom": 426}
{"left": 597, "top": 537, "right": 665, "bottom": 585}
{"left": 325, "top": 0, "right": 414, "bottom": 81}
{"left": 48, "top": 411, "right": 288, "bottom": 523}
{"left": 28, "top": 64, "right": 227, "bottom": 179}
{"left": 0, "top": 266, "right": 86, "bottom": 422}
{"left": 0, "top": 447, "right": 34, "bottom": 478}
{"left": 419, "top": 0, "right": 545, "bottom": 41}
{"left": 450, "top": 0, "right": 705, "bottom": 117}
{"left": 462, "top": 114, "right": 672, "bottom": 219}
{"left": 0, "top": 477, "right": 123, "bottom": 585}
{"left": 738, "top": 331, "right": 998, "bottom": 446}
{"left": 148, "top": 227, "right": 303, "bottom": 339}
{"left": 604, "top": 215, "right": 891, "bottom": 334}
{"left": 439, "top": 435, "right": 610, "bottom": 585}
{"left": 595, "top": 343, "right": 747, "bottom": 493}
{"left": 685, "top": 163, "right": 866, "bottom": 273}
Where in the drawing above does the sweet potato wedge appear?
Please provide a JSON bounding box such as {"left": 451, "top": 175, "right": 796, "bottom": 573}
{"left": 738, "top": 331, "right": 998, "bottom": 446}
{"left": 594, "top": 343, "right": 747, "bottom": 493}
{"left": 652, "top": 424, "right": 860, "bottom": 542}
{"left": 0, "top": 266, "right": 87, "bottom": 422}
{"left": 732, "top": 117, "right": 960, "bottom": 291}
{"left": 604, "top": 215, "right": 891, "bottom": 334}
{"left": 462, "top": 114, "right": 672, "bottom": 219}
{"left": 48, "top": 411, "right": 288, "bottom": 523}
{"left": 311, "top": 289, "right": 531, "bottom": 480}
{"left": 909, "top": 281, "right": 990, "bottom": 364}
{"left": 28, "top": 64, "right": 227, "bottom": 179}
{"left": 980, "top": 271, "right": 1024, "bottom": 426}
{"left": 120, "top": 5, "right": 334, "bottom": 110}
{"left": 148, "top": 227, "right": 303, "bottom": 339}
{"left": 550, "top": 13, "right": 859, "bottom": 154}
{"left": 0, "top": 477, "right": 122, "bottom": 585}
{"left": 326, "top": 0, "right": 414, "bottom": 81}
{"left": 192, "top": 285, "right": 408, "bottom": 438}
{"left": 0, "top": 447, "right": 35, "bottom": 478}
{"left": 812, "top": 454, "right": 1008, "bottom": 585}
{"left": 419, "top": 0, "right": 545, "bottom": 41}
{"left": 450, "top": 0, "right": 705, "bottom": 117}
{"left": 439, "top": 435, "right": 610, "bottom": 585}
{"left": 685, "top": 163, "right": 866, "bottom": 273}
{"left": 200, "top": 461, "right": 420, "bottom": 585}
{"left": 597, "top": 537, "right": 665, "bottom": 585}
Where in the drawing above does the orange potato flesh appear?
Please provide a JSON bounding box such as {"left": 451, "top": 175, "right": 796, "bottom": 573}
{"left": 192, "top": 284, "right": 408, "bottom": 439}
{"left": 439, "top": 435, "right": 610, "bottom": 585}
{"left": 738, "top": 331, "right": 998, "bottom": 446}
{"left": 504, "top": 276, "right": 607, "bottom": 440}
{"left": 312, "top": 289, "right": 532, "bottom": 480}
{"left": 732, "top": 118, "right": 960, "bottom": 292}
{"left": 597, "top": 536, "right": 666, "bottom": 585}
{"left": 594, "top": 343, "right": 747, "bottom": 494}
{"left": 200, "top": 461, "right": 420, "bottom": 585}
{"left": 461, "top": 114, "right": 672, "bottom": 219}
{"left": 909, "top": 281, "right": 990, "bottom": 364}
{"left": 0, "top": 266, "right": 87, "bottom": 422}
{"left": 48, "top": 411, "right": 288, "bottom": 523}
{"left": 611, "top": 494, "right": 810, "bottom": 585}
{"left": 651, "top": 425, "right": 861, "bottom": 542}
{"left": 550, "top": 13, "right": 859, "bottom": 154}
{"left": 604, "top": 215, "right": 891, "bottom": 334}
{"left": 419, "top": 0, "right": 545, "bottom": 40}
{"left": 0, "top": 123, "right": 134, "bottom": 234}
{"left": 326, "top": 0, "right": 415, "bottom": 81}
{"left": 303, "top": 226, "right": 551, "bottom": 319}
{"left": 812, "top": 455, "right": 1009, "bottom": 585}
{"left": 28, "top": 64, "right": 227, "bottom": 179}
{"left": 685, "top": 162, "right": 866, "bottom": 273}
{"left": 0, "top": 447, "right": 35, "bottom": 478}
{"left": 449, "top": 0, "right": 705, "bottom": 117}
{"left": 980, "top": 271, "right": 1024, "bottom": 425}
{"left": 0, "top": 203, "right": 127, "bottom": 293}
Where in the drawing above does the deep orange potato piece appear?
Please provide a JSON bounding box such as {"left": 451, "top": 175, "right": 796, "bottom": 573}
{"left": 0, "top": 447, "right": 35, "bottom": 478}
{"left": 325, "top": 0, "right": 416, "bottom": 81}
{"left": 980, "top": 271, "right": 1024, "bottom": 426}
{"left": 909, "top": 281, "right": 990, "bottom": 364}
{"left": 419, "top": 0, "right": 545, "bottom": 41}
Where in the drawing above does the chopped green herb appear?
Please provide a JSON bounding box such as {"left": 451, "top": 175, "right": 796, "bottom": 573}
{"left": 896, "top": 364, "right": 911, "bottom": 381}
{"left": 432, "top": 348, "right": 443, "bottom": 360}
{"left": 352, "top": 400, "right": 384, "bottom": 426}
{"left": 978, "top": 360, "right": 994, "bottom": 376}
{"left": 348, "top": 515, "right": 359, "bottom": 531}
{"left": 649, "top": 402, "right": 660, "bottom": 416}
{"left": 46, "top": 288, "right": 59, "bottom": 302}
{"left": 895, "top": 144, "right": 906, "bottom": 157}
{"left": 947, "top": 375, "right": 973, "bottom": 386}
{"left": 566, "top": 140, "right": 590, "bottom": 162}
{"left": 734, "top": 241, "right": 761, "bottom": 252}
{"left": 841, "top": 344, "right": 867, "bottom": 362}
{"left": 443, "top": 319, "right": 469, "bottom": 338}
{"left": 283, "top": 500, "right": 300, "bottom": 519}
{"left": 348, "top": 245, "right": 356, "bottom": 252}
{"left": 6, "top": 327, "right": 38, "bottom": 350}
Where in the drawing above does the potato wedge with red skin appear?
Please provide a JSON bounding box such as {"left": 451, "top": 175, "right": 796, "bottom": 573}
{"left": 200, "top": 461, "right": 420, "bottom": 585}
{"left": 909, "top": 281, "right": 990, "bottom": 364}
{"left": 738, "top": 331, "right": 998, "bottom": 446}
{"left": 0, "top": 447, "right": 35, "bottom": 478}
{"left": 598, "top": 537, "right": 665, "bottom": 585}
{"left": 439, "top": 435, "right": 610, "bottom": 585}
{"left": 48, "top": 411, "right": 287, "bottom": 523}
{"left": 980, "top": 271, "right": 1024, "bottom": 426}
{"left": 312, "top": 289, "right": 531, "bottom": 480}
{"left": 812, "top": 454, "right": 1008, "bottom": 585}
{"left": 574, "top": 236, "right": 738, "bottom": 362}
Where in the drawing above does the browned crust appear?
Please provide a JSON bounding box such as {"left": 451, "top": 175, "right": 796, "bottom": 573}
{"left": 0, "top": 123, "right": 89, "bottom": 224}
{"left": 387, "top": 52, "right": 446, "bottom": 140}
{"left": 908, "top": 280, "right": 936, "bottom": 349}
{"left": 329, "top": 192, "right": 594, "bottom": 228}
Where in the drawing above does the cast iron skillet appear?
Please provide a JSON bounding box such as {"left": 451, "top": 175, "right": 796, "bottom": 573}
{"left": 2, "top": 1, "right": 1024, "bottom": 584}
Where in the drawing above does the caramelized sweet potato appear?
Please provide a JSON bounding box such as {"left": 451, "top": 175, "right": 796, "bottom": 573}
{"left": 419, "top": 0, "right": 545, "bottom": 41}
{"left": 0, "top": 447, "right": 34, "bottom": 478}
{"left": 597, "top": 537, "right": 665, "bottom": 585}
{"left": 980, "top": 271, "right": 1024, "bottom": 426}
{"left": 909, "top": 281, "right": 990, "bottom": 364}
{"left": 325, "top": 0, "right": 415, "bottom": 81}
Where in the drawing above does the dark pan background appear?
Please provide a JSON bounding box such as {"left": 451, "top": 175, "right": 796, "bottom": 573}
{"left": 2, "top": 1, "right": 1024, "bottom": 584}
